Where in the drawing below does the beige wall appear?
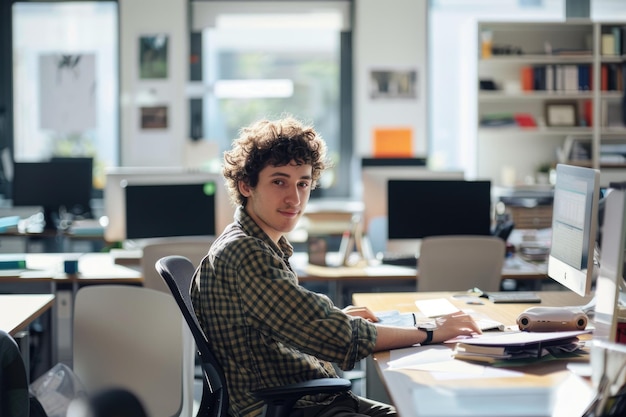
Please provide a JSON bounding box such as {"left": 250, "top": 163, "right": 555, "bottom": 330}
{"left": 353, "top": 0, "right": 428, "bottom": 158}
{"left": 119, "top": 0, "right": 188, "bottom": 167}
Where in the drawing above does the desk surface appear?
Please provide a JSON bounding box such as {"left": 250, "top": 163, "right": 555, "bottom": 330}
{"left": 0, "top": 294, "right": 55, "bottom": 336}
{"left": 107, "top": 248, "right": 546, "bottom": 281}
{"left": 353, "top": 291, "right": 595, "bottom": 417}
{"left": 0, "top": 253, "right": 142, "bottom": 284}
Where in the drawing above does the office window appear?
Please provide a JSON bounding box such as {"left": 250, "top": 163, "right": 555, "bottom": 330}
{"left": 192, "top": 2, "right": 352, "bottom": 198}
{"left": 12, "top": 2, "right": 118, "bottom": 190}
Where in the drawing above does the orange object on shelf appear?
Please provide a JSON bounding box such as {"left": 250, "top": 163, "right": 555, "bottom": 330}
{"left": 373, "top": 128, "right": 413, "bottom": 157}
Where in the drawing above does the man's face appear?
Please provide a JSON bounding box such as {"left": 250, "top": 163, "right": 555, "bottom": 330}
{"left": 239, "top": 161, "right": 313, "bottom": 243}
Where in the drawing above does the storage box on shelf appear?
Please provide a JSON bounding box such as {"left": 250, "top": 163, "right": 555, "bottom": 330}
{"left": 477, "top": 21, "right": 626, "bottom": 188}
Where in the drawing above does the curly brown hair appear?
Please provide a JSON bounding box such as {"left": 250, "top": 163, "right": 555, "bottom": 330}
{"left": 222, "top": 117, "right": 330, "bottom": 207}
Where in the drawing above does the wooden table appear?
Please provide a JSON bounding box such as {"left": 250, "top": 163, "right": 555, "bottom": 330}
{"left": 0, "top": 253, "right": 142, "bottom": 368}
{"left": 0, "top": 293, "right": 56, "bottom": 376}
{"left": 0, "top": 293, "right": 55, "bottom": 336}
{"left": 352, "top": 291, "right": 596, "bottom": 417}
{"left": 294, "top": 253, "right": 547, "bottom": 306}
{"left": 0, "top": 252, "right": 142, "bottom": 284}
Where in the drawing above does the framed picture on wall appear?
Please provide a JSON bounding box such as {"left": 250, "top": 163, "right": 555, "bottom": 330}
{"left": 140, "top": 106, "right": 168, "bottom": 130}
{"left": 545, "top": 101, "right": 578, "bottom": 127}
{"left": 369, "top": 68, "right": 418, "bottom": 99}
{"left": 139, "top": 34, "right": 168, "bottom": 79}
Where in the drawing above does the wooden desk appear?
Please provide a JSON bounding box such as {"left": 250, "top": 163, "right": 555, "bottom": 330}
{"left": 294, "top": 253, "right": 547, "bottom": 306}
{"left": 0, "top": 293, "right": 56, "bottom": 376}
{"left": 0, "top": 253, "right": 141, "bottom": 368}
{"left": 0, "top": 293, "right": 55, "bottom": 336}
{"left": 352, "top": 291, "right": 595, "bottom": 417}
{"left": 0, "top": 252, "right": 142, "bottom": 284}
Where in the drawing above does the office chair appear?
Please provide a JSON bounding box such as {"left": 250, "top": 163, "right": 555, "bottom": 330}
{"left": 73, "top": 285, "right": 192, "bottom": 417}
{"left": 140, "top": 238, "right": 211, "bottom": 294}
{"left": 0, "top": 330, "right": 29, "bottom": 417}
{"left": 417, "top": 235, "right": 505, "bottom": 292}
{"left": 155, "top": 255, "right": 352, "bottom": 417}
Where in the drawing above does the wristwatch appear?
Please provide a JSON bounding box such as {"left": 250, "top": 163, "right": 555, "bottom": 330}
{"left": 417, "top": 322, "right": 437, "bottom": 345}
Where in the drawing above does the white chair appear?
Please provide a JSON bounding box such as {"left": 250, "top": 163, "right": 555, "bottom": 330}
{"left": 140, "top": 238, "right": 212, "bottom": 294}
{"left": 140, "top": 238, "right": 212, "bottom": 416}
{"left": 417, "top": 235, "right": 505, "bottom": 292}
{"left": 366, "top": 216, "right": 388, "bottom": 257}
{"left": 73, "top": 285, "right": 194, "bottom": 417}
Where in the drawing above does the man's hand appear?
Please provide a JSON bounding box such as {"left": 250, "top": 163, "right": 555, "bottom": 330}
{"left": 342, "top": 305, "right": 379, "bottom": 322}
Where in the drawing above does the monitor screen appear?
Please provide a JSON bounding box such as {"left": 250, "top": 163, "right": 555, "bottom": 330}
{"left": 386, "top": 179, "right": 492, "bottom": 251}
{"left": 548, "top": 164, "right": 600, "bottom": 297}
{"left": 360, "top": 164, "right": 464, "bottom": 231}
{"left": 104, "top": 167, "right": 234, "bottom": 243}
{"left": 12, "top": 158, "right": 93, "bottom": 228}
{"left": 124, "top": 182, "right": 216, "bottom": 240}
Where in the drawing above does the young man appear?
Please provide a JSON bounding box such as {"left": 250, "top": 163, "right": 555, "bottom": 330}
{"left": 191, "top": 117, "right": 481, "bottom": 417}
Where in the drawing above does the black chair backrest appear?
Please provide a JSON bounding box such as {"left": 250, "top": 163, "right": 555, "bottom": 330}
{"left": 0, "top": 329, "right": 29, "bottom": 417}
{"left": 155, "top": 255, "right": 228, "bottom": 417}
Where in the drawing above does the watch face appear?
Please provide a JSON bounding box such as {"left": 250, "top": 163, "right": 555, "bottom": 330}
{"left": 418, "top": 321, "right": 437, "bottom": 330}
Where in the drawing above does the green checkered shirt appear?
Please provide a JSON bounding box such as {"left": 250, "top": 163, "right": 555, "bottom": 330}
{"left": 192, "top": 207, "right": 377, "bottom": 417}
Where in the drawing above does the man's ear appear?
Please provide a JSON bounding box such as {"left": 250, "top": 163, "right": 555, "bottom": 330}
{"left": 238, "top": 180, "right": 251, "bottom": 197}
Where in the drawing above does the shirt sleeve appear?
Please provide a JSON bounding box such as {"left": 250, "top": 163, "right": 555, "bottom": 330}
{"left": 230, "top": 237, "right": 377, "bottom": 370}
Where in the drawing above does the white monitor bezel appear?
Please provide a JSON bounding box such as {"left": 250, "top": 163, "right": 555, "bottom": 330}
{"left": 104, "top": 167, "right": 234, "bottom": 243}
{"left": 547, "top": 164, "right": 600, "bottom": 297}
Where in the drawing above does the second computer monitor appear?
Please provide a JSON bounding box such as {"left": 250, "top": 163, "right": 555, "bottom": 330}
{"left": 387, "top": 179, "right": 492, "bottom": 252}
{"left": 124, "top": 182, "right": 216, "bottom": 240}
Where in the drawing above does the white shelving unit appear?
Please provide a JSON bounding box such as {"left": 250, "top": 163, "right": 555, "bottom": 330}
{"left": 477, "top": 21, "right": 626, "bottom": 188}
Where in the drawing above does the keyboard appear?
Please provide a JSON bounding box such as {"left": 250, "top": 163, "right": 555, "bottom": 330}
{"left": 484, "top": 291, "right": 542, "bottom": 304}
{"left": 379, "top": 252, "right": 418, "bottom": 267}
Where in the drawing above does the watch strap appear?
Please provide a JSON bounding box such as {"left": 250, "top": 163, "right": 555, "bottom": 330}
{"left": 419, "top": 328, "right": 433, "bottom": 345}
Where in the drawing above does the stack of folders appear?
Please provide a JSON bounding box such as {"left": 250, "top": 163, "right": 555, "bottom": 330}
{"left": 451, "top": 330, "right": 591, "bottom": 364}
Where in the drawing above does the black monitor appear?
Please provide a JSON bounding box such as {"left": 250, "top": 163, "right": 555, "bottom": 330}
{"left": 123, "top": 181, "right": 216, "bottom": 240}
{"left": 12, "top": 158, "right": 93, "bottom": 229}
{"left": 387, "top": 179, "right": 492, "bottom": 252}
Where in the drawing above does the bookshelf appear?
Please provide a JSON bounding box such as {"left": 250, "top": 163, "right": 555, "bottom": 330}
{"left": 477, "top": 21, "right": 626, "bottom": 187}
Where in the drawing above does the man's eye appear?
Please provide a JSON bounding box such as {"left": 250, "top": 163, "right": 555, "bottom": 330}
{"left": 299, "top": 182, "right": 310, "bottom": 188}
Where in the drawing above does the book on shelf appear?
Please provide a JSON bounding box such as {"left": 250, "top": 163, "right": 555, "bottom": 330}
{"left": 518, "top": 64, "right": 591, "bottom": 92}
{"left": 602, "top": 33, "right": 616, "bottom": 56}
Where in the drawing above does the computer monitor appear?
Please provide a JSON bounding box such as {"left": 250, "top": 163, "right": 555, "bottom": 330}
{"left": 12, "top": 158, "right": 94, "bottom": 229}
{"left": 104, "top": 167, "right": 234, "bottom": 243}
{"left": 124, "top": 182, "right": 216, "bottom": 240}
{"left": 359, "top": 162, "right": 464, "bottom": 231}
{"left": 547, "top": 164, "right": 600, "bottom": 297}
{"left": 386, "top": 179, "right": 492, "bottom": 253}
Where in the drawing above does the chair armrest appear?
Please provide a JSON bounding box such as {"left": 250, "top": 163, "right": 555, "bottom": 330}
{"left": 251, "top": 377, "right": 351, "bottom": 400}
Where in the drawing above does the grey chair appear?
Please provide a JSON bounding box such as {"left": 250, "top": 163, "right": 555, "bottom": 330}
{"left": 417, "top": 235, "right": 506, "bottom": 292}
{"left": 140, "top": 238, "right": 211, "bottom": 294}
{"left": 155, "top": 255, "right": 351, "bottom": 417}
{"left": 73, "top": 285, "right": 192, "bottom": 417}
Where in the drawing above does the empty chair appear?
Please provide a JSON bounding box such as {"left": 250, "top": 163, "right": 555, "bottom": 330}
{"left": 417, "top": 235, "right": 505, "bottom": 292}
{"left": 155, "top": 255, "right": 351, "bottom": 417}
{"left": 73, "top": 285, "right": 193, "bottom": 417}
{"left": 140, "top": 238, "right": 212, "bottom": 416}
{"left": 140, "top": 238, "right": 212, "bottom": 293}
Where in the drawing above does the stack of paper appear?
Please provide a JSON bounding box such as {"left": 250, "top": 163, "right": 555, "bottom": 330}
{"left": 450, "top": 330, "right": 590, "bottom": 363}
